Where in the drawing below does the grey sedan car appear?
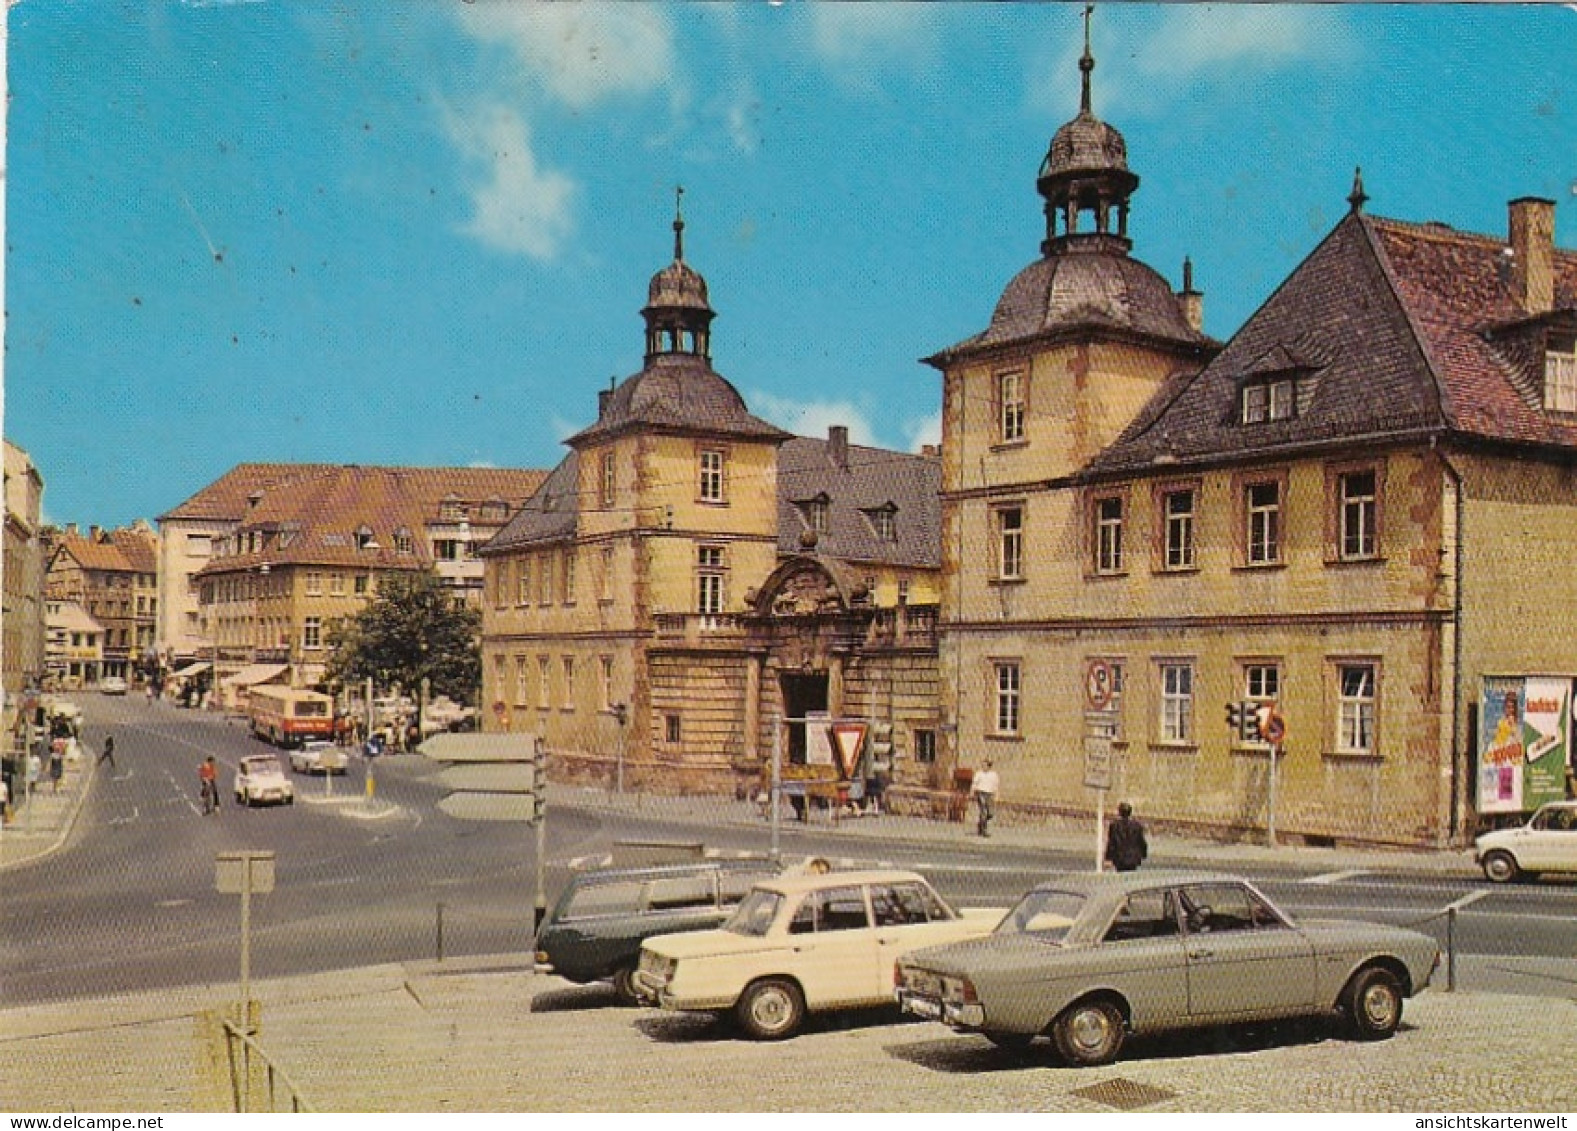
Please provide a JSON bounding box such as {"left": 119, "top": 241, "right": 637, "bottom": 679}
{"left": 895, "top": 870, "right": 1439, "bottom": 1066}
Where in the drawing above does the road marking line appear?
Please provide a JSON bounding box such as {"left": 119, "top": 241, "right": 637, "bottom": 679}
{"left": 1445, "top": 890, "right": 1490, "bottom": 912}
{"left": 1302, "top": 870, "right": 1369, "bottom": 885}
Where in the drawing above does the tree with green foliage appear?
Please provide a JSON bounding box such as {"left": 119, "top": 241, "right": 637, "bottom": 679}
{"left": 323, "top": 570, "right": 481, "bottom": 708}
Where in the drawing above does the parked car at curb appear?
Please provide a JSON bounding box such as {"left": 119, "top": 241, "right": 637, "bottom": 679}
{"left": 234, "top": 754, "right": 294, "bottom": 807}
{"left": 635, "top": 869, "right": 1007, "bottom": 1040}
{"left": 536, "top": 860, "right": 781, "bottom": 1004}
{"left": 1474, "top": 801, "right": 1577, "bottom": 883}
{"left": 98, "top": 676, "right": 128, "bottom": 695}
{"left": 289, "top": 740, "right": 350, "bottom": 776}
{"left": 894, "top": 870, "right": 1440, "bottom": 1067}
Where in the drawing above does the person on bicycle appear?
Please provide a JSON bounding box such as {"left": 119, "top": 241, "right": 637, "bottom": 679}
{"left": 199, "top": 755, "right": 219, "bottom": 815}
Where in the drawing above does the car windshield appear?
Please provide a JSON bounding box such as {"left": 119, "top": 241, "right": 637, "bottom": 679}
{"left": 995, "top": 889, "right": 1085, "bottom": 941}
{"left": 723, "top": 888, "right": 783, "bottom": 937}
{"left": 247, "top": 758, "right": 283, "bottom": 775}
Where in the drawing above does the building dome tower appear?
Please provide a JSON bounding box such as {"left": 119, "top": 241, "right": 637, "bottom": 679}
{"left": 642, "top": 187, "right": 715, "bottom": 361}
{"left": 1037, "top": 6, "right": 1138, "bottom": 254}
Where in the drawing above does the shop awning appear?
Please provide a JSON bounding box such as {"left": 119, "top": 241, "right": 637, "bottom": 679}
{"left": 170, "top": 662, "right": 210, "bottom": 680}
{"left": 220, "top": 663, "right": 289, "bottom": 688}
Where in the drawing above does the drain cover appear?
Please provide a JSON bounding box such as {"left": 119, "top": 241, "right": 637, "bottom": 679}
{"left": 1070, "top": 1078, "right": 1176, "bottom": 1111}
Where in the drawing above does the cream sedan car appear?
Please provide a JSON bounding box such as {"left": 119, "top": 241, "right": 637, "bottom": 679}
{"left": 635, "top": 869, "right": 1006, "bottom": 1040}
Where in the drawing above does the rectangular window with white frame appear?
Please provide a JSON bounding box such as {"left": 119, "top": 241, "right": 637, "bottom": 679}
{"left": 914, "top": 728, "right": 937, "bottom": 764}
{"left": 993, "top": 660, "right": 1021, "bottom": 736}
{"left": 1335, "top": 662, "right": 1377, "bottom": 754}
{"left": 537, "top": 656, "right": 551, "bottom": 710}
{"left": 539, "top": 553, "right": 553, "bottom": 606}
{"left": 699, "top": 449, "right": 725, "bottom": 503}
{"left": 1095, "top": 495, "right": 1124, "bottom": 574}
{"left": 1240, "top": 662, "right": 1281, "bottom": 743}
{"left": 1246, "top": 481, "right": 1281, "bottom": 565}
{"left": 998, "top": 370, "right": 1025, "bottom": 443}
{"left": 1162, "top": 489, "right": 1196, "bottom": 570}
{"left": 1338, "top": 469, "right": 1378, "bottom": 559}
{"left": 697, "top": 545, "right": 725, "bottom": 627}
{"left": 1158, "top": 661, "right": 1194, "bottom": 743}
{"left": 1545, "top": 333, "right": 1576, "bottom": 412}
{"left": 562, "top": 549, "right": 576, "bottom": 606}
{"left": 302, "top": 616, "right": 322, "bottom": 650}
{"left": 995, "top": 505, "right": 1024, "bottom": 581}
{"left": 599, "top": 546, "right": 614, "bottom": 603}
{"left": 561, "top": 656, "right": 575, "bottom": 711}
{"left": 516, "top": 557, "right": 531, "bottom": 606}
{"left": 306, "top": 571, "right": 322, "bottom": 596}
{"left": 514, "top": 656, "right": 529, "bottom": 707}
{"left": 599, "top": 655, "right": 613, "bottom": 712}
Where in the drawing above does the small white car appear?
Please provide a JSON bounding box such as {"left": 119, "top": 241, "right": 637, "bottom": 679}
{"left": 235, "top": 755, "right": 294, "bottom": 807}
{"left": 289, "top": 740, "right": 350, "bottom": 775}
{"left": 1474, "top": 801, "right": 1577, "bottom": 883}
{"left": 634, "top": 869, "right": 1005, "bottom": 1040}
{"left": 99, "top": 676, "right": 128, "bottom": 695}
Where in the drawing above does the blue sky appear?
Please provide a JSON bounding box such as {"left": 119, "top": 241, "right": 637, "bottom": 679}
{"left": 5, "top": 2, "right": 1575, "bottom": 528}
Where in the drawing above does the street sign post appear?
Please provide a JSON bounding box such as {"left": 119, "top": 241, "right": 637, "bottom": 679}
{"left": 420, "top": 732, "right": 549, "bottom": 936}
{"left": 216, "top": 850, "right": 275, "bottom": 1038}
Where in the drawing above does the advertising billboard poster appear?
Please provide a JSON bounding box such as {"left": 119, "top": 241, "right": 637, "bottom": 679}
{"left": 1478, "top": 676, "right": 1572, "bottom": 815}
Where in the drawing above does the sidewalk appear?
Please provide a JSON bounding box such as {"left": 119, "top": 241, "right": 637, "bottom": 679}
{"left": 0, "top": 741, "right": 98, "bottom": 872}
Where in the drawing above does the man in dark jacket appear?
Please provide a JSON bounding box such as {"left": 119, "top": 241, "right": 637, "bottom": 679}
{"left": 1105, "top": 802, "right": 1148, "bottom": 872}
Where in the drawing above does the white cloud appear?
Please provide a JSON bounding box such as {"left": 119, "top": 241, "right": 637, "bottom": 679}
{"left": 749, "top": 392, "right": 880, "bottom": 446}
{"left": 442, "top": 102, "right": 575, "bottom": 261}
{"left": 904, "top": 410, "right": 942, "bottom": 454}
{"left": 807, "top": 5, "right": 937, "bottom": 85}
{"left": 1030, "top": 6, "right": 1349, "bottom": 119}
{"left": 454, "top": 4, "right": 675, "bottom": 110}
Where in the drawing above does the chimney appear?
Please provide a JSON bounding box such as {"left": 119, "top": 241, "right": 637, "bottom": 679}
{"left": 828, "top": 425, "right": 849, "bottom": 471}
{"left": 1178, "top": 256, "right": 1204, "bottom": 335}
{"left": 66, "top": 522, "right": 78, "bottom": 537}
{"left": 921, "top": 444, "right": 941, "bottom": 459}
{"left": 89, "top": 525, "right": 102, "bottom": 542}
{"left": 598, "top": 389, "right": 612, "bottom": 419}
{"left": 1509, "top": 197, "right": 1555, "bottom": 314}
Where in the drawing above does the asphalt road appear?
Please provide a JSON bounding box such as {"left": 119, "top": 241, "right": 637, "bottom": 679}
{"left": 3, "top": 695, "right": 1573, "bottom": 1009}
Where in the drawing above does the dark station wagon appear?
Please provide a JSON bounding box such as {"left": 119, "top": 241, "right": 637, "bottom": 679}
{"left": 535, "top": 859, "right": 780, "bottom": 1003}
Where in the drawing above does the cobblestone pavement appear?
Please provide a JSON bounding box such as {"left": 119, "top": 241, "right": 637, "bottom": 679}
{"left": 2, "top": 957, "right": 1574, "bottom": 1112}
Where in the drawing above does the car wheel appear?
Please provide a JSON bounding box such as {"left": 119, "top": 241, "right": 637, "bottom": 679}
{"left": 611, "top": 964, "right": 641, "bottom": 1006}
{"left": 1342, "top": 966, "right": 1403, "bottom": 1041}
{"left": 735, "top": 977, "right": 805, "bottom": 1041}
{"left": 1481, "top": 850, "right": 1520, "bottom": 884}
{"left": 983, "top": 1030, "right": 1035, "bottom": 1052}
{"left": 1053, "top": 999, "right": 1125, "bottom": 1067}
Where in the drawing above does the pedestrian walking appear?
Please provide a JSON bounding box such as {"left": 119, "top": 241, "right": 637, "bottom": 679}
{"left": 970, "top": 759, "right": 999, "bottom": 837}
{"left": 49, "top": 738, "right": 64, "bottom": 792}
{"left": 198, "top": 755, "right": 219, "bottom": 815}
{"left": 97, "top": 734, "right": 116, "bottom": 769}
{"left": 1105, "top": 801, "right": 1148, "bottom": 872}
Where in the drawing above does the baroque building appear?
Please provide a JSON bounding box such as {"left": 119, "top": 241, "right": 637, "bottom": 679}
{"left": 479, "top": 206, "right": 944, "bottom": 799}
{"left": 933, "top": 34, "right": 1577, "bottom": 846}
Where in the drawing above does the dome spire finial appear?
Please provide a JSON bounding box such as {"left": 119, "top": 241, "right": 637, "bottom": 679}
{"left": 1079, "top": 4, "right": 1095, "bottom": 115}
{"left": 673, "top": 184, "right": 686, "bottom": 261}
{"left": 1347, "top": 166, "right": 1368, "bottom": 214}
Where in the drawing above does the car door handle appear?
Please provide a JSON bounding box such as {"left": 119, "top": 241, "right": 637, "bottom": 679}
{"left": 1188, "top": 948, "right": 1214, "bottom": 959}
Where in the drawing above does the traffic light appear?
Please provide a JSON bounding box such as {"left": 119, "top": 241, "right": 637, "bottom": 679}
{"left": 1226, "top": 701, "right": 1246, "bottom": 734}
{"left": 1249, "top": 703, "right": 1272, "bottom": 743}
{"left": 530, "top": 734, "right": 547, "bottom": 823}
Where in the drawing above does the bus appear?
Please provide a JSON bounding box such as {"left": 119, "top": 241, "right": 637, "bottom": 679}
{"left": 248, "top": 686, "right": 335, "bottom": 748}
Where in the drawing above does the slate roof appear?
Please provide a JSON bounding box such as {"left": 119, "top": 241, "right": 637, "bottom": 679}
{"left": 567, "top": 354, "right": 791, "bottom": 447}
{"left": 1084, "top": 208, "right": 1577, "bottom": 478}
{"left": 479, "top": 453, "right": 580, "bottom": 554}
{"left": 927, "top": 247, "right": 1213, "bottom": 366}
{"left": 776, "top": 435, "right": 941, "bottom": 569}
{"left": 483, "top": 435, "right": 941, "bottom": 571}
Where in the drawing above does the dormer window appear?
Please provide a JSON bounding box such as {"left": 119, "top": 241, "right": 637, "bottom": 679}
{"left": 1242, "top": 377, "right": 1295, "bottom": 424}
{"left": 864, "top": 504, "right": 897, "bottom": 542}
{"left": 439, "top": 496, "right": 465, "bottom": 521}
{"left": 394, "top": 527, "right": 415, "bottom": 555}
{"left": 799, "top": 494, "right": 830, "bottom": 535}
{"left": 479, "top": 499, "right": 507, "bottom": 522}
{"left": 355, "top": 525, "right": 376, "bottom": 550}
{"left": 1545, "top": 332, "right": 1577, "bottom": 413}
